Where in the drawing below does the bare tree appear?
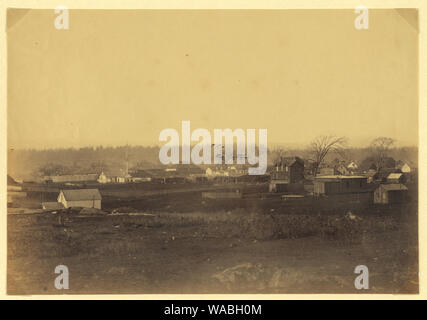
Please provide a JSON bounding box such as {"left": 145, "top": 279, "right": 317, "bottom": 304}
{"left": 370, "top": 137, "right": 395, "bottom": 172}
{"left": 310, "top": 135, "right": 347, "bottom": 176}
{"left": 270, "top": 146, "right": 286, "bottom": 166}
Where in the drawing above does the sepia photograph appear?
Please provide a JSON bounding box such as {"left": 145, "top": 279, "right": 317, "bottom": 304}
{"left": 5, "top": 8, "right": 419, "bottom": 295}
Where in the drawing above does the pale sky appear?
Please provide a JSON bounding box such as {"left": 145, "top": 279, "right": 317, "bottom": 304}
{"left": 7, "top": 9, "right": 418, "bottom": 149}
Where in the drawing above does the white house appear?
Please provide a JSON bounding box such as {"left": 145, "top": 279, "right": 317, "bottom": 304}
{"left": 347, "top": 161, "right": 358, "bottom": 170}
{"left": 97, "top": 172, "right": 111, "bottom": 184}
{"left": 98, "top": 169, "right": 131, "bottom": 183}
{"left": 400, "top": 163, "right": 411, "bottom": 173}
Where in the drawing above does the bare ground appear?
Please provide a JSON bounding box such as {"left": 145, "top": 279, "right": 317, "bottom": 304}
{"left": 7, "top": 203, "right": 418, "bottom": 295}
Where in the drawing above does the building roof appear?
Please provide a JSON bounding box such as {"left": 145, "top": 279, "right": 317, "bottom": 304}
{"left": 380, "top": 184, "right": 408, "bottom": 191}
{"left": 175, "top": 166, "right": 205, "bottom": 175}
{"left": 134, "top": 166, "right": 206, "bottom": 178}
{"left": 60, "top": 189, "right": 102, "bottom": 201}
{"left": 346, "top": 162, "right": 359, "bottom": 170}
{"left": 101, "top": 168, "right": 128, "bottom": 178}
{"left": 315, "top": 175, "right": 366, "bottom": 180}
{"left": 42, "top": 202, "right": 65, "bottom": 210}
{"left": 376, "top": 168, "right": 401, "bottom": 179}
{"left": 387, "top": 173, "right": 403, "bottom": 180}
{"left": 147, "top": 169, "right": 171, "bottom": 177}
{"left": 130, "top": 170, "right": 154, "bottom": 178}
{"left": 46, "top": 174, "right": 99, "bottom": 183}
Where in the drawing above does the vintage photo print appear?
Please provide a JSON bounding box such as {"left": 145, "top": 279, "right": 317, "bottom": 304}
{"left": 4, "top": 7, "right": 420, "bottom": 296}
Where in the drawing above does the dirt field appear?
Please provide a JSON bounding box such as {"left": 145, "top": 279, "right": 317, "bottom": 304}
{"left": 8, "top": 199, "right": 418, "bottom": 294}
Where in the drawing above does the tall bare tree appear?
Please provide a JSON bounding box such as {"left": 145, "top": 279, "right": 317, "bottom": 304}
{"left": 270, "top": 146, "right": 286, "bottom": 166}
{"left": 310, "top": 135, "right": 347, "bottom": 176}
{"left": 370, "top": 137, "right": 395, "bottom": 172}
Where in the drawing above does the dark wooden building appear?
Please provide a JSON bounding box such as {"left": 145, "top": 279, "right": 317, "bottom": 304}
{"left": 374, "top": 184, "right": 408, "bottom": 204}
{"left": 269, "top": 157, "right": 304, "bottom": 192}
{"left": 313, "top": 175, "right": 368, "bottom": 196}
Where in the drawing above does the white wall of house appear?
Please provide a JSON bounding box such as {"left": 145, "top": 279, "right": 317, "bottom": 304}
{"left": 58, "top": 192, "right": 68, "bottom": 208}
{"left": 97, "top": 172, "right": 110, "bottom": 183}
{"left": 347, "top": 162, "right": 358, "bottom": 169}
{"left": 401, "top": 164, "right": 411, "bottom": 173}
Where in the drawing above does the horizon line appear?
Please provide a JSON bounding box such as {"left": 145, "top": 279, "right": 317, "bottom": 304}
{"left": 7, "top": 143, "right": 419, "bottom": 152}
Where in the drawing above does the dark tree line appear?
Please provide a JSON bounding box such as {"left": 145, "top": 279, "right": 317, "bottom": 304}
{"left": 7, "top": 140, "right": 417, "bottom": 181}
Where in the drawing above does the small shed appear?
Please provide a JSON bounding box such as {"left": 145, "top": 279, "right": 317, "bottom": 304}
{"left": 313, "top": 175, "right": 368, "bottom": 196}
{"left": 58, "top": 188, "right": 102, "bottom": 209}
{"left": 374, "top": 184, "right": 408, "bottom": 204}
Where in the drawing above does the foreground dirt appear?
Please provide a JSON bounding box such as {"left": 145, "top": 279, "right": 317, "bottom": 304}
{"left": 7, "top": 209, "right": 418, "bottom": 295}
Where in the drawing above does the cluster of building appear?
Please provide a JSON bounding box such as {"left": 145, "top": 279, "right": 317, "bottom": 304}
{"left": 8, "top": 155, "right": 414, "bottom": 212}
{"left": 269, "top": 157, "right": 413, "bottom": 204}
{"left": 44, "top": 170, "right": 132, "bottom": 184}
{"left": 42, "top": 163, "right": 262, "bottom": 186}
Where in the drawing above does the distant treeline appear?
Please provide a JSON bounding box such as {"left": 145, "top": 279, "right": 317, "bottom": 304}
{"left": 271, "top": 146, "right": 418, "bottom": 167}
{"left": 8, "top": 146, "right": 161, "bottom": 180}
{"left": 7, "top": 145, "right": 418, "bottom": 181}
